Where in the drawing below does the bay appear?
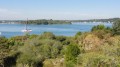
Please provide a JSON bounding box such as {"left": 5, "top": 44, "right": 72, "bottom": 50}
{"left": 0, "top": 22, "right": 112, "bottom": 38}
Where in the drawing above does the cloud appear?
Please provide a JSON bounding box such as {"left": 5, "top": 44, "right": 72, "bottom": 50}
{"left": 0, "top": 8, "right": 8, "bottom": 12}
{"left": 0, "top": 8, "right": 118, "bottom": 20}
{"left": 0, "top": 8, "right": 21, "bottom": 15}
{"left": 0, "top": 8, "right": 25, "bottom": 20}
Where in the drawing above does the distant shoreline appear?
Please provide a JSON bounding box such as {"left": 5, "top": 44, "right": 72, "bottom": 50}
{"left": 0, "top": 18, "right": 118, "bottom": 25}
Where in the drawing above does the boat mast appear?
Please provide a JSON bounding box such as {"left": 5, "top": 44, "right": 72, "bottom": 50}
{"left": 21, "top": 18, "right": 32, "bottom": 33}
{"left": 0, "top": 32, "right": 1, "bottom": 35}
{"left": 25, "top": 18, "right": 28, "bottom": 30}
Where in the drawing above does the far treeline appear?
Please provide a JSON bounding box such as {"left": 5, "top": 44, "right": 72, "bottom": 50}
{"left": 0, "top": 19, "right": 71, "bottom": 25}
{"left": 1, "top": 19, "right": 120, "bottom": 67}
{"left": 25, "top": 18, "right": 118, "bottom": 25}
{"left": 0, "top": 18, "right": 119, "bottom": 25}
{"left": 25, "top": 19, "right": 71, "bottom": 25}
{"left": 12, "top": 18, "right": 120, "bottom": 24}
{"left": 70, "top": 18, "right": 120, "bottom": 22}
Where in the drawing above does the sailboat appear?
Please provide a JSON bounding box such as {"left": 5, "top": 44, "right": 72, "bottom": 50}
{"left": 21, "top": 19, "right": 32, "bottom": 33}
{"left": 0, "top": 32, "right": 1, "bottom": 35}
{"left": 0, "top": 32, "right": 4, "bottom": 37}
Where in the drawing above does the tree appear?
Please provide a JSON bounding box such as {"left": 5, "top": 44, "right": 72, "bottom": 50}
{"left": 0, "top": 37, "right": 9, "bottom": 67}
{"left": 75, "top": 32, "right": 82, "bottom": 37}
{"left": 91, "top": 24, "right": 112, "bottom": 39}
{"left": 40, "top": 32, "right": 56, "bottom": 39}
{"left": 113, "top": 19, "right": 120, "bottom": 35}
{"left": 91, "top": 24, "right": 105, "bottom": 31}
{"left": 65, "top": 44, "right": 80, "bottom": 67}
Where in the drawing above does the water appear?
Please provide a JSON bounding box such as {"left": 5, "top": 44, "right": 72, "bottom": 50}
{"left": 0, "top": 22, "right": 112, "bottom": 38}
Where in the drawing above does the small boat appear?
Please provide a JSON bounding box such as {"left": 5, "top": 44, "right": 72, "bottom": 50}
{"left": 21, "top": 19, "right": 32, "bottom": 33}
{"left": 0, "top": 32, "right": 1, "bottom": 35}
{"left": 21, "top": 29, "right": 32, "bottom": 32}
{"left": 0, "top": 32, "right": 4, "bottom": 37}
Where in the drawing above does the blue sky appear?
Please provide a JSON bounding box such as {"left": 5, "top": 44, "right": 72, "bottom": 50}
{"left": 0, "top": 0, "right": 120, "bottom": 20}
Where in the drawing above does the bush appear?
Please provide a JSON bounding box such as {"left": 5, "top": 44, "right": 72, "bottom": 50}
{"left": 66, "top": 60, "right": 75, "bottom": 67}
{"left": 78, "top": 52, "right": 120, "bottom": 67}
{"left": 91, "top": 24, "right": 112, "bottom": 33}
{"left": 113, "top": 19, "right": 120, "bottom": 35}
{"left": 91, "top": 24, "right": 112, "bottom": 39}
{"left": 43, "top": 60, "right": 54, "bottom": 67}
{"left": 39, "top": 32, "right": 56, "bottom": 39}
{"left": 91, "top": 24, "right": 105, "bottom": 31}
{"left": 75, "top": 32, "right": 82, "bottom": 36}
{"left": 65, "top": 44, "right": 80, "bottom": 67}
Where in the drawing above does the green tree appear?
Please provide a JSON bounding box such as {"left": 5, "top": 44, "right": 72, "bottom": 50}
{"left": 113, "top": 19, "right": 120, "bottom": 35}
{"left": 91, "top": 24, "right": 105, "bottom": 31}
{"left": 40, "top": 32, "right": 56, "bottom": 39}
{"left": 65, "top": 44, "right": 80, "bottom": 67}
{"left": 75, "top": 32, "right": 82, "bottom": 37}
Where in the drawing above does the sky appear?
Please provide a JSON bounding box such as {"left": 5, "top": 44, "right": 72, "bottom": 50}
{"left": 0, "top": 0, "right": 120, "bottom": 20}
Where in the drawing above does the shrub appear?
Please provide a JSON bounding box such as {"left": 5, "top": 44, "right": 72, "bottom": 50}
{"left": 75, "top": 32, "right": 82, "bottom": 36}
{"left": 113, "top": 19, "right": 120, "bottom": 35}
{"left": 91, "top": 24, "right": 105, "bottom": 31}
{"left": 78, "top": 52, "right": 120, "bottom": 67}
{"left": 40, "top": 32, "right": 56, "bottom": 39}
{"left": 43, "top": 60, "right": 54, "bottom": 67}
{"left": 65, "top": 44, "right": 80, "bottom": 67}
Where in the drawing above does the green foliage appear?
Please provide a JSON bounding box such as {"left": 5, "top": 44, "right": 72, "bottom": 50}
{"left": 40, "top": 44, "right": 52, "bottom": 58}
{"left": 0, "top": 37, "right": 8, "bottom": 47}
{"left": 56, "top": 36, "right": 72, "bottom": 45}
{"left": 39, "top": 32, "right": 56, "bottom": 39}
{"left": 78, "top": 52, "right": 120, "bottom": 67}
{"left": 91, "top": 24, "right": 106, "bottom": 31}
{"left": 9, "top": 36, "right": 28, "bottom": 46}
{"left": 85, "top": 55, "right": 119, "bottom": 67}
{"left": 91, "top": 24, "right": 112, "bottom": 39}
{"left": 13, "top": 34, "right": 63, "bottom": 66}
{"left": 71, "top": 18, "right": 119, "bottom": 22}
{"left": 65, "top": 44, "right": 80, "bottom": 67}
{"left": 2, "top": 21, "right": 120, "bottom": 67}
{"left": 22, "top": 19, "right": 71, "bottom": 25}
{"left": 91, "top": 24, "right": 112, "bottom": 33}
{"left": 43, "top": 60, "right": 54, "bottom": 67}
{"left": 113, "top": 19, "right": 120, "bottom": 35}
{"left": 29, "top": 34, "right": 38, "bottom": 39}
{"left": 56, "top": 36, "right": 66, "bottom": 42}
{"left": 75, "top": 32, "right": 82, "bottom": 37}
{"left": 0, "top": 37, "right": 10, "bottom": 66}
{"left": 66, "top": 61, "right": 75, "bottom": 67}
{"left": 39, "top": 39, "right": 62, "bottom": 58}
{"left": 16, "top": 39, "right": 44, "bottom": 67}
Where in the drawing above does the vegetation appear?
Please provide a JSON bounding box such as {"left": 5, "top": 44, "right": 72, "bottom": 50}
{"left": 70, "top": 18, "right": 120, "bottom": 23}
{"left": 26, "top": 19, "right": 71, "bottom": 25}
{"left": 113, "top": 19, "right": 120, "bottom": 35}
{"left": 65, "top": 44, "right": 80, "bottom": 67}
{"left": 1, "top": 19, "right": 120, "bottom": 67}
{"left": 0, "top": 18, "right": 119, "bottom": 25}
{"left": 0, "top": 19, "right": 71, "bottom": 25}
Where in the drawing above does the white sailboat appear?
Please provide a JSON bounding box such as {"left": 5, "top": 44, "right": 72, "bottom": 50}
{"left": 21, "top": 19, "right": 32, "bottom": 33}
{"left": 0, "top": 32, "right": 4, "bottom": 37}
{"left": 0, "top": 32, "right": 1, "bottom": 35}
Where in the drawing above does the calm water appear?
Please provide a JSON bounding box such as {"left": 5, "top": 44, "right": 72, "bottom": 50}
{"left": 0, "top": 22, "right": 112, "bottom": 38}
